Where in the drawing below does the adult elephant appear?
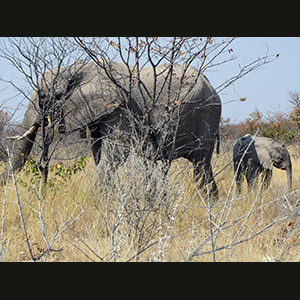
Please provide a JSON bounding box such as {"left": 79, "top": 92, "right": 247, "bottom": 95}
{"left": 2, "top": 60, "right": 221, "bottom": 196}
{"left": 233, "top": 134, "right": 292, "bottom": 193}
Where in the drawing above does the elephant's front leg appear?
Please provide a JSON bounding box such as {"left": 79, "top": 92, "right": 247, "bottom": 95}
{"left": 91, "top": 137, "right": 102, "bottom": 165}
{"left": 89, "top": 125, "right": 102, "bottom": 166}
{"left": 39, "top": 122, "right": 54, "bottom": 183}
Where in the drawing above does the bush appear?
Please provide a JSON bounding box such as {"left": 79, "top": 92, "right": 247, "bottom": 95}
{"left": 220, "top": 95, "right": 300, "bottom": 144}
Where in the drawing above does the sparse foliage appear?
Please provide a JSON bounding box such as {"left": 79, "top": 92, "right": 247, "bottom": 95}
{"left": 221, "top": 103, "right": 300, "bottom": 144}
{"left": 289, "top": 91, "right": 300, "bottom": 133}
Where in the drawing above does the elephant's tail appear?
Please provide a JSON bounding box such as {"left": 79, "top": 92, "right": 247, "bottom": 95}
{"left": 216, "top": 132, "right": 220, "bottom": 155}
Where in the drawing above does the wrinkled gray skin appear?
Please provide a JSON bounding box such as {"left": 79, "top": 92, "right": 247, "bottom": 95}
{"left": 233, "top": 134, "right": 292, "bottom": 193}
{"left": 2, "top": 60, "right": 221, "bottom": 196}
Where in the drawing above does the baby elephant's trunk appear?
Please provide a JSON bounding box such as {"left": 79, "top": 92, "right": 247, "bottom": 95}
{"left": 286, "top": 165, "right": 292, "bottom": 192}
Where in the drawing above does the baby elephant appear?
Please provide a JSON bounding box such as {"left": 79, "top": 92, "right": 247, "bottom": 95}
{"left": 233, "top": 134, "right": 292, "bottom": 193}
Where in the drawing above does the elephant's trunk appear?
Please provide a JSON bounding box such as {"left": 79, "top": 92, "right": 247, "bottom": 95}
{"left": 0, "top": 89, "right": 41, "bottom": 184}
{"left": 0, "top": 120, "right": 39, "bottom": 185}
{"left": 286, "top": 164, "right": 292, "bottom": 192}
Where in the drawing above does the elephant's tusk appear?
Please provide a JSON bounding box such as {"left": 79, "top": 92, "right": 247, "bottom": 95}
{"left": 6, "top": 125, "right": 38, "bottom": 141}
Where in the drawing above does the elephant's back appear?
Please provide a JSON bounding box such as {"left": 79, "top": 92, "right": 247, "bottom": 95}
{"left": 138, "top": 64, "right": 221, "bottom": 119}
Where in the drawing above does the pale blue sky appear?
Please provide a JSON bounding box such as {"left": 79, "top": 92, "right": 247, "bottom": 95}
{"left": 207, "top": 37, "right": 300, "bottom": 123}
{"left": 0, "top": 37, "right": 299, "bottom": 123}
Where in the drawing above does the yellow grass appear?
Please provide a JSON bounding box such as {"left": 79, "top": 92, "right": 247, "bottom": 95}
{"left": 1, "top": 144, "right": 300, "bottom": 262}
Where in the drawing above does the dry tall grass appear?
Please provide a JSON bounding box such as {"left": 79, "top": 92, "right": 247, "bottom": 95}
{"left": 1, "top": 141, "right": 300, "bottom": 262}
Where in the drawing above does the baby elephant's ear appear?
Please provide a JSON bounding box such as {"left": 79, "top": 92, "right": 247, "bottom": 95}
{"left": 254, "top": 143, "right": 274, "bottom": 170}
{"left": 270, "top": 146, "right": 286, "bottom": 169}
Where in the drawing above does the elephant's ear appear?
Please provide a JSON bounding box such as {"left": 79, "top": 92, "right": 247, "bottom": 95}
{"left": 61, "top": 61, "right": 129, "bottom": 133}
{"left": 253, "top": 142, "right": 273, "bottom": 170}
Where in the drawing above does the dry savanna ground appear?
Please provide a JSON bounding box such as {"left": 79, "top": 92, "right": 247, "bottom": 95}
{"left": 1, "top": 141, "right": 300, "bottom": 262}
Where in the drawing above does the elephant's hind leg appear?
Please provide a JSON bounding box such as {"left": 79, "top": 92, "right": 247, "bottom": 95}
{"left": 262, "top": 168, "right": 272, "bottom": 190}
{"left": 246, "top": 160, "right": 261, "bottom": 192}
{"left": 235, "top": 172, "right": 243, "bottom": 194}
{"left": 233, "top": 159, "right": 244, "bottom": 194}
{"left": 187, "top": 151, "right": 218, "bottom": 199}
